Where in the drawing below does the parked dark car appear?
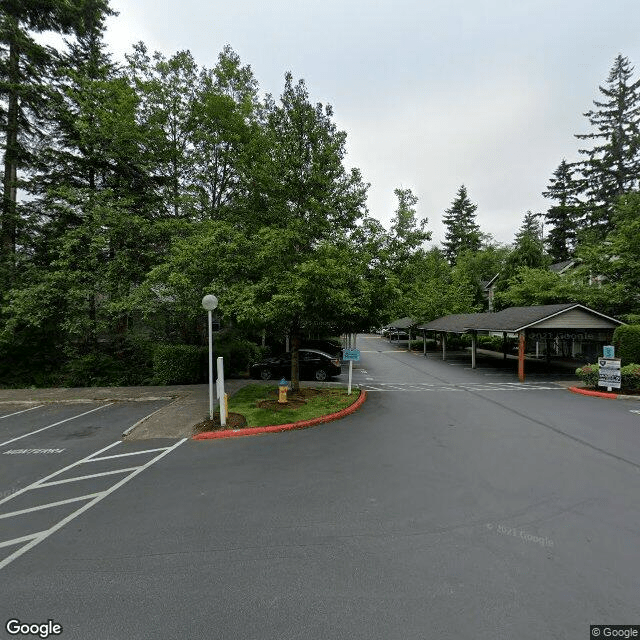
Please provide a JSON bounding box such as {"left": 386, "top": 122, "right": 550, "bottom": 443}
{"left": 250, "top": 349, "right": 342, "bottom": 382}
{"left": 300, "top": 339, "right": 343, "bottom": 358}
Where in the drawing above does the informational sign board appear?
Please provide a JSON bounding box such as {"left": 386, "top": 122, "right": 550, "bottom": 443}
{"left": 343, "top": 349, "right": 361, "bottom": 361}
{"left": 598, "top": 357, "right": 621, "bottom": 389}
{"left": 603, "top": 345, "right": 615, "bottom": 359}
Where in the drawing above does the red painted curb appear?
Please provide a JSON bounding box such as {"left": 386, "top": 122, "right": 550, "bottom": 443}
{"left": 193, "top": 389, "right": 367, "bottom": 440}
{"left": 569, "top": 386, "right": 618, "bottom": 399}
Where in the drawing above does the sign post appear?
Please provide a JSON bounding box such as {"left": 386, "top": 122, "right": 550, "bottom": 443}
{"left": 598, "top": 357, "right": 621, "bottom": 392}
{"left": 343, "top": 348, "right": 361, "bottom": 395}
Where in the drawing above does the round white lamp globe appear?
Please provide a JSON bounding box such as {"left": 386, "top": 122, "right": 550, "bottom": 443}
{"left": 202, "top": 294, "right": 218, "bottom": 311}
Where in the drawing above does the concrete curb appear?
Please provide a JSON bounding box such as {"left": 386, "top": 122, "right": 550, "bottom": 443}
{"left": 569, "top": 386, "right": 640, "bottom": 401}
{"left": 122, "top": 404, "right": 171, "bottom": 438}
{"left": 192, "top": 389, "right": 367, "bottom": 440}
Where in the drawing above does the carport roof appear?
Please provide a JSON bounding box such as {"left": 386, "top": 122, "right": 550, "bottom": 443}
{"left": 387, "top": 316, "right": 416, "bottom": 329}
{"left": 418, "top": 313, "right": 487, "bottom": 333}
{"left": 418, "top": 303, "right": 624, "bottom": 334}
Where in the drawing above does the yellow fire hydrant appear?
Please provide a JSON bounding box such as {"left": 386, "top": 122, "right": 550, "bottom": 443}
{"left": 278, "top": 378, "right": 288, "bottom": 404}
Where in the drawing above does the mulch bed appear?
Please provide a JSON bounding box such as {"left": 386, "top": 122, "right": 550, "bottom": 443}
{"left": 193, "top": 412, "right": 248, "bottom": 433}
{"left": 256, "top": 387, "right": 322, "bottom": 411}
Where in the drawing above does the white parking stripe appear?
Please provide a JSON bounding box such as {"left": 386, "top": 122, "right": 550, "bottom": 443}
{"left": 0, "top": 437, "right": 187, "bottom": 571}
{"left": 0, "top": 532, "right": 45, "bottom": 550}
{"left": 0, "top": 405, "right": 45, "bottom": 421}
{"left": 0, "top": 403, "right": 114, "bottom": 448}
{"left": 0, "top": 493, "right": 103, "bottom": 520}
{"left": 37, "top": 467, "right": 139, "bottom": 487}
{"left": 86, "top": 447, "right": 170, "bottom": 462}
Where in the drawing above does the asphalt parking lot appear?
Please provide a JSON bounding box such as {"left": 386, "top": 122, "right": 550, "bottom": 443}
{"left": 0, "top": 400, "right": 179, "bottom": 571}
{"left": 1, "top": 339, "right": 639, "bottom": 639}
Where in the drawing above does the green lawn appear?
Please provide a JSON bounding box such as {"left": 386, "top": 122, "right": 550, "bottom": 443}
{"left": 228, "top": 384, "right": 361, "bottom": 427}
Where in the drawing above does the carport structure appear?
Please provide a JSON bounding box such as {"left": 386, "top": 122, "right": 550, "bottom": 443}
{"left": 418, "top": 303, "right": 624, "bottom": 382}
{"left": 385, "top": 316, "right": 417, "bottom": 344}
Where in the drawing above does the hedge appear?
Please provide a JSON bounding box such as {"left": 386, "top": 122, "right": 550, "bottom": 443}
{"left": 613, "top": 325, "right": 640, "bottom": 366}
{"left": 575, "top": 363, "right": 640, "bottom": 392}
{"left": 153, "top": 345, "right": 207, "bottom": 385}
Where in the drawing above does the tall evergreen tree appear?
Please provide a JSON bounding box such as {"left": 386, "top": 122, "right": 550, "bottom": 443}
{"left": 497, "top": 211, "right": 547, "bottom": 293}
{"left": 575, "top": 54, "right": 640, "bottom": 238}
{"left": 0, "top": 0, "right": 81, "bottom": 276}
{"left": 441, "top": 184, "right": 482, "bottom": 264}
{"left": 542, "top": 159, "right": 581, "bottom": 262}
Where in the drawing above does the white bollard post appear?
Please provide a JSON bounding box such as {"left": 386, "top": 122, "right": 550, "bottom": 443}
{"left": 217, "top": 357, "right": 226, "bottom": 427}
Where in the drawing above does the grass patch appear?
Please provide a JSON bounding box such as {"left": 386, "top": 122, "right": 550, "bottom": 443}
{"left": 227, "top": 385, "right": 361, "bottom": 428}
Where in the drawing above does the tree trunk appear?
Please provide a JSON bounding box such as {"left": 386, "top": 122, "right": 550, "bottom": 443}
{"left": 290, "top": 328, "right": 301, "bottom": 392}
{"left": 1, "top": 38, "right": 20, "bottom": 268}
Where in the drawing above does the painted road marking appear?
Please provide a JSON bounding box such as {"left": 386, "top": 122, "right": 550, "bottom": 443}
{"left": 3, "top": 448, "right": 66, "bottom": 455}
{"left": 87, "top": 447, "right": 169, "bottom": 462}
{"left": 0, "top": 403, "right": 114, "bottom": 448}
{"left": 0, "top": 405, "right": 45, "bottom": 420}
{"left": 0, "top": 438, "right": 187, "bottom": 571}
{"left": 36, "top": 467, "right": 139, "bottom": 488}
{"left": 363, "top": 382, "right": 562, "bottom": 392}
{"left": 0, "top": 494, "right": 104, "bottom": 520}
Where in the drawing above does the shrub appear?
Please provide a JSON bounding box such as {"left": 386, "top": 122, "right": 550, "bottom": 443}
{"left": 621, "top": 364, "right": 640, "bottom": 391}
{"left": 577, "top": 362, "right": 640, "bottom": 392}
{"left": 575, "top": 363, "right": 599, "bottom": 388}
{"left": 446, "top": 334, "right": 472, "bottom": 350}
{"left": 477, "top": 335, "right": 504, "bottom": 351}
{"left": 62, "top": 353, "right": 127, "bottom": 387}
{"left": 153, "top": 345, "right": 206, "bottom": 385}
{"left": 613, "top": 325, "right": 640, "bottom": 366}
{"left": 214, "top": 336, "right": 264, "bottom": 377}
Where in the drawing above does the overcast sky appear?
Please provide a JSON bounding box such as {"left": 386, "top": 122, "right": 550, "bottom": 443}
{"left": 103, "top": 0, "right": 640, "bottom": 246}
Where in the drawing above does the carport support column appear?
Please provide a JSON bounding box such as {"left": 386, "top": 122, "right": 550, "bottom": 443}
{"left": 471, "top": 332, "right": 477, "bottom": 369}
{"left": 503, "top": 332, "right": 508, "bottom": 360}
{"left": 423, "top": 330, "right": 426, "bottom": 356}
{"left": 442, "top": 333, "right": 447, "bottom": 360}
{"left": 518, "top": 331, "right": 526, "bottom": 382}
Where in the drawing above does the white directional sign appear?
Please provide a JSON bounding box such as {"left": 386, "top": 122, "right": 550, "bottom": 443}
{"left": 598, "top": 357, "right": 621, "bottom": 389}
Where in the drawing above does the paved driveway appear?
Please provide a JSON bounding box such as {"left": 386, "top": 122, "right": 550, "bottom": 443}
{"left": 1, "top": 337, "right": 639, "bottom": 639}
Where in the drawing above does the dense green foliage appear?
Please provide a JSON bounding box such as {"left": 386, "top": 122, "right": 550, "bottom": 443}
{"left": 1, "top": 3, "right": 640, "bottom": 387}
{"left": 153, "top": 345, "right": 206, "bottom": 385}
{"left": 613, "top": 325, "right": 640, "bottom": 366}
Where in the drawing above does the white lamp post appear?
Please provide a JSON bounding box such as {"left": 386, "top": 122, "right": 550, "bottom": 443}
{"left": 202, "top": 294, "right": 218, "bottom": 420}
